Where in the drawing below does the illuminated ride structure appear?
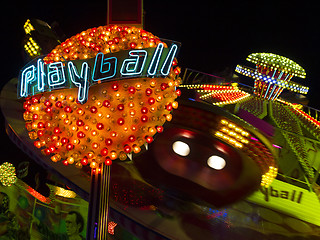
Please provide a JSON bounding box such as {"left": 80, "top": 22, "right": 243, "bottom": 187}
{"left": 1, "top": 19, "right": 320, "bottom": 240}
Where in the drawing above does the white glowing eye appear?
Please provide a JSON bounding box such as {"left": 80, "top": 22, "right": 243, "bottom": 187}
{"left": 207, "top": 155, "right": 226, "bottom": 170}
{"left": 172, "top": 141, "right": 190, "bottom": 156}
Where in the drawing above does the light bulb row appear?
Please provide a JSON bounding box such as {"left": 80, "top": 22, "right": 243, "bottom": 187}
{"left": 44, "top": 25, "right": 166, "bottom": 63}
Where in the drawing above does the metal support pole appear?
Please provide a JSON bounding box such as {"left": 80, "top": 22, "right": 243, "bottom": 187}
{"left": 86, "top": 164, "right": 111, "bottom": 240}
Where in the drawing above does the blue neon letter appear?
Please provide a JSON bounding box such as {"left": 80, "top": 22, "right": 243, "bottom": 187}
{"left": 147, "top": 43, "right": 164, "bottom": 76}
{"left": 37, "top": 59, "right": 46, "bottom": 92}
{"left": 92, "top": 53, "right": 117, "bottom": 82}
{"left": 160, "top": 44, "right": 178, "bottom": 76}
{"left": 120, "top": 50, "right": 147, "bottom": 76}
{"left": 67, "top": 62, "right": 90, "bottom": 104}
{"left": 20, "top": 65, "right": 36, "bottom": 97}
{"left": 47, "top": 62, "right": 66, "bottom": 87}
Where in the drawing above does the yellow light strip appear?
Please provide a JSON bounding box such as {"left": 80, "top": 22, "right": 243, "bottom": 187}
{"left": 215, "top": 131, "right": 243, "bottom": 149}
{"left": 261, "top": 166, "right": 278, "bottom": 187}
{"left": 53, "top": 186, "right": 77, "bottom": 198}
{"left": 24, "top": 37, "right": 41, "bottom": 57}
{"left": 24, "top": 19, "right": 35, "bottom": 34}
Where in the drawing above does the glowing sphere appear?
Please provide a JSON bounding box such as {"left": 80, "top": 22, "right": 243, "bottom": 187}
{"left": 22, "top": 25, "right": 181, "bottom": 168}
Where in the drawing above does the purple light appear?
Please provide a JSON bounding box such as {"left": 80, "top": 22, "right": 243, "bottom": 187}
{"left": 272, "top": 144, "right": 282, "bottom": 149}
{"left": 251, "top": 137, "right": 259, "bottom": 141}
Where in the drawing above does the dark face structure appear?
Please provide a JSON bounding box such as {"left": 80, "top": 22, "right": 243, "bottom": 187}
{"left": 133, "top": 126, "right": 262, "bottom": 207}
{"left": 65, "top": 213, "right": 81, "bottom": 237}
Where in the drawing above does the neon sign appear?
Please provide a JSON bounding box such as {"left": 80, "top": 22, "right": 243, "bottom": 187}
{"left": 18, "top": 43, "right": 178, "bottom": 103}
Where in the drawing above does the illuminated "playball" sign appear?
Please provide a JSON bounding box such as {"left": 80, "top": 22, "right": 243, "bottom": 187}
{"left": 19, "top": 43, "right": 178, "bottom": 103}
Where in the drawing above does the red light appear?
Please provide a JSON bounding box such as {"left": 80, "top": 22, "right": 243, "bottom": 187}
{"left": 76, "top": 119, "right": 84, "bottom": 126}
{"left": 160, "top": 83, "right": 168, "bottom": 91}
{"left": 128, "top": 86, "right": 136, "bottom": 94}
{"left": 130, "top": 42, "right": 137, "bottom": 49}
{"left": 148, "top": 98, "right": 155, "bottom": 105}
{"left": 61, "top": 137, "right": 69, "bottom": 144}
{"left": 33, "top": 114, "right": 38, "bottom": 121}
{"left": 96, "top": 123, "right": 104, "bottom": 130}
{"left": 64, "top": 106, "right": 72, "bottom": 113}
{"left": 105, "top": 138, "right": 113, "bottom": 146}
{"left": 77, "top": 131, "right": 85, "bottom": 138}
{"left": 34, "top": 141, "right": 41, "bottom": 148}
{"left": 81, "top": 157, "right": 88, "bottom": 166}
{"left": 156, "top": 126, "right": 163, "bottom": 133}
{"left": 23, "top": 103, "right": 29, "bottom": 109}
{"left": 37, "top": 122, "right": 45, "bottom": 128}
{"left": 117, "top": 104, "right": 124, "bottom": 111}
{"left": 117, "top": 118, "right": 125, "bottom": 125}
{"left": 141, "top": 115, "right": 148, "bottom": 123}
{"left": 44, "top": 148, "right": 51, "bottom": 155}
{"left": 124, "top": 145, "right": 131, "bottom": 153}
{"left": 145, "top": 88, "right": 152, "bottom": 96}
{"left": 108, "top": 40, "right": 115, "bottom": 45}
{"left": 90, "top": 106, "right": 98, "bottom": 113}
{"left": 128, "top": 135, "right": 136, "bottom": 142}
{"left": 37, "top": 130, "right": 44, "bottom": 137}
{"left": 111, "top": 83, "right": 119, "bottom": 91}
{"left": 166, "top": 103, "right": 173, "bottom": 111}
{"left": 103, "top": 100, "right": 111, "bottom": 107}
{"left": 105, "top": 157, "right": 112, "bottom": 166}
{"left": 145, "top": 136, "right": 153, "bottom": 143}
{"left": 141, "top": 107, "right": 148, "bottom": 114}
{"left": 53, "top": 127, "right": 61, "bottom": 134}
{"left": 62, "top": 160, "right": 69, "bottom": 166}
{"left": 44, "top": 100, "right": 52, "bottom": 107}
{"left": 27, "top": 186, "right": 50, "bottom": 204}
{"left": 66, "top": 143, "right": 74, "bottom": 151}
{"left": 101, "top": 148, "right": 109, "bottom": 156}
{"left": 176, "top": 89, "right": 181, "bottom": 96}
{"left": 45, "top": 107, "right": 52, "bottom": 113}
{"left": 172, "top": 59, "right": 178, "bottom": 66}
{"left": 49, "top": 145, "right": 56, "bottom": 152}
{"left": 55, "top": 101, "right": 62, "bottom": 108}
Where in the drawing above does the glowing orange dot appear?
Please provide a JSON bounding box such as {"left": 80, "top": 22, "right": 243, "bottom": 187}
{"left": 166, "top": 114, "right": 172, "bottom": 121}
{"left": 90, "top": 161, "right": 98, "bottom": 168}
{"left": 91, "top": 130, "right": 98, "bottom": 136}
{"left": 133, "top": 145, "right": 141, "bottom": 153}
{"left": 110, "top": 151, "right": 117, "bottom": 160}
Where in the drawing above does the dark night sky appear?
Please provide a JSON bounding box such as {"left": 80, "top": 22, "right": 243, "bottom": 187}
{"left": 0, "top": 1, "right": 319, "bottom": 168}
{"left": 2, "top": 0, "right": 320, "bottom": 107}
